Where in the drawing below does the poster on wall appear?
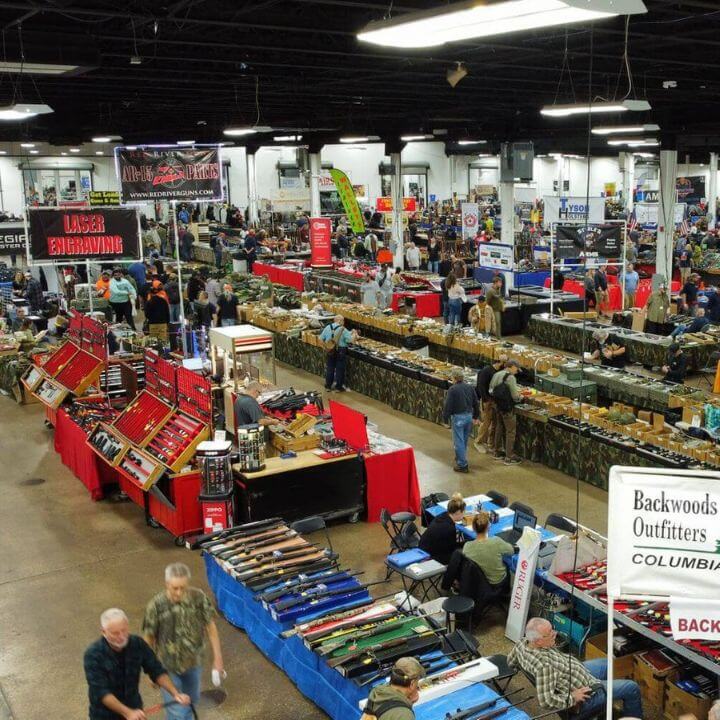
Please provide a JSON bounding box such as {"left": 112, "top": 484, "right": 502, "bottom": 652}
{"left": 309, "top": 217, "right": 332, "bottom": 267}
{"left": 27, "top": 207, "right": 141, "bottom": 263}
{"left": 543, "top": 196, "right": 605, "bottom": 227}
{"left": 461, "top": 202, "right": 479, "bottom": 240}
{"left": 115, "top": 146, "right": 222, "bottom": 203}
{"left": 555, "top": 224, "right": 622, "bottom": 259}
{"left": 607, "top": 466, "right": 720, "bottom": 599}
{"left": 0, "top": 223, "right": 26, "bottom": 253}
{"left": 676, "top": 176, "right": 706, "bottom": 205}
{"left": 478, "top": 241, "right": 513, "bottom": 269}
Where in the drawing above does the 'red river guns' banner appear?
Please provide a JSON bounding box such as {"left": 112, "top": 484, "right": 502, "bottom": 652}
{"left": 116, "top": 146, "right": 222, "bottom": 203}
{"left": 28, "top": 207, "right": 141, "bottom": 262}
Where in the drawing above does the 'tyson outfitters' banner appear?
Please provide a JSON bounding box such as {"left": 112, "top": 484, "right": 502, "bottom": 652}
{"left": 28, "top": 208, "right": 141, "bottom": 262}
{"left": 607, "top": 467, "right": 720, "bottom": 600}
{"left": 116, "top": 146, "right": 222, "bottom": 203}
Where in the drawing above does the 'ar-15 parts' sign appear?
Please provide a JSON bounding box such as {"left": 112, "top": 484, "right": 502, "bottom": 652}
{"left": 28, "top": 208, "right": 141, "bottom": 262}
{"left": 116, "top": 146, "right": 222, "bottom": 203}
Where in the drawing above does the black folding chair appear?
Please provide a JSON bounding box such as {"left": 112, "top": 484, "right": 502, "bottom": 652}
{"left": 290, "top": 515, "right": 333, "bottom": 552}
{"left": 544, "top": 513, "right": 578, "bottom": 535}
{"left": 698, "top": 350, "right": 720, "bottom": 389}
{"left": 509, "top": 501, "right": 534, "bottom": 517}
{"left": 486, "top": 490, "right": 509, "bottom": 508}
{"left": 420, "top": 492, "right": 450, "bottom": 527}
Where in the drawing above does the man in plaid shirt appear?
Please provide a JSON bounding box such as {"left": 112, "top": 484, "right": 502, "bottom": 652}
{"left": 508, "top": 618, "right": 643, "bottom": 719}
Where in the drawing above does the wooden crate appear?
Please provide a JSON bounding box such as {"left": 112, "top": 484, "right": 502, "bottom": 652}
{"left": 584, "top": 632, "right": 635, "bottom": 679}
{"left": 633, "top": 651, "right": 679, "bottom": 710}
{"left": 270, "top": 429, "right": 320, "bottom": 453}
{"left": 664, "top": 678, "right": 715, "bottom": 720}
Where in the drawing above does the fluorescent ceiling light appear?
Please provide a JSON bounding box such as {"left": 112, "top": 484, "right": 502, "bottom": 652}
{"left": 69, "top": 148, "right": 80, "bottom": 153}
{"left": 358, "top": 0, "right": 647, "bottom": 48}
{"left": 458, "top": 140, "right": 487, "bottom": 146}
{"left": 92, "top": 135, "right": 121, "bottom": 143}
{"left": 61, "top": 152, "right": 67, "bottom": 156}
{"left": 0, "top": 150, "right": 6, "bottom": 155}
{"left": 0, "top": 61, "right": 79, "bottom": 75}
{"left": 401, "top": 135, "right": 431, "bottom": 141}
{"left": 340, "top": 136, "right": 369, "bottom": 143}
{"left": 20, "top": 142, "right": 35, "bottom": 148}
{"left": 95, "top": 151, "right": 103, "bottom": 155}
{"left": 177, "top": 140, "right": 195, "bottom": 146}
{"left": 223, "top": 127, "right": 257, "bottom": 137}
{"left": 29, "top": 150, "right": 39, "bottom": 154}
{"left": 607, "top": 137, "right": 659, "bottom": 146}
{"left": 541, "top": 99, "right": 651, "bottom": 117}
{"left": 0, "top": 103, "right": 53, "bottom": 121}
{"left": 273, "top": 135, "right": 303, "bottom": 142}
{"left": 592, "top": 123, "right": 660, "bottom": 135}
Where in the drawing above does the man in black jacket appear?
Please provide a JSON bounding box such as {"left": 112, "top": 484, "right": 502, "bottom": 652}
{"left": 442, "top": 367, "right": 479, "bottom": 473}
{"left": 84, "top": 607, "right": 190, "bottom": 720}
{"left": 474, "top": 356, "right": 506, "bottom": 454}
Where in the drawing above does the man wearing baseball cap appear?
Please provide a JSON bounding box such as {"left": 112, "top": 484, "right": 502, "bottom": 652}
{"left": 361, "top": 657, "right": 425, "bottom": 720}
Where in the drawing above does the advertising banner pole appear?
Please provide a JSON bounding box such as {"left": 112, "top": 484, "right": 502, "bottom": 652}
{"left": 172, "top": 201, "right": 188, "bottom": 356}
{"left": 87, "top": 260, "right": 94, "bottom": 313}
{"left": 605, "top": 595, "right": 615, "bottom": 719}
{"left": 550, "top": 223, "right": 555, "bottom": 316}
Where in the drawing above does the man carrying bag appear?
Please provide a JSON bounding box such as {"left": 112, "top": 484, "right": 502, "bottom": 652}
{"left": 489, "top": 360, "right": 522, "bottom": 465}
{"left": 319, "top": 315, "right": 358, "bottom": 392}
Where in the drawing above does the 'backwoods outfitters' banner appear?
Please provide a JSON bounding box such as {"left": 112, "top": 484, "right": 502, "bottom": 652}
{"left": 116, "top": 146, "right": 222, "bottom": 203}
{"left": 28, "top": 207, "right": 141, "bottom": 262}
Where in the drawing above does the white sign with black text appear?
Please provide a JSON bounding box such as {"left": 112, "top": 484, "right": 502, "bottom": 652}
{"left": 543, "top": 196, "right": 605, "bottom": 227}
{"left": 607, "top": 467, "right": 720, "bottom": 599}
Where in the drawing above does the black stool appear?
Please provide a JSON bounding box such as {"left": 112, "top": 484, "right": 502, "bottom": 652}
{"left": 390, "top": 511, "right": 416, "bottom": 534}
{"left": 442, "top": 595, "right": 475, "bottom": 633}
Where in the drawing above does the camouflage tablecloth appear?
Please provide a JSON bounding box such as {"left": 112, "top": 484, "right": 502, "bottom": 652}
{"left": 0, "top": 353, "right": 30, "bottom": 402}
{"left": 526, "top": 315, "right": 717, "bottom": 371}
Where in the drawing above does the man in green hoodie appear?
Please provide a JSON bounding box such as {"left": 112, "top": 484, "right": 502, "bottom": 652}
{"left": 361, "top": 657, "right": 425, "bottom": 720}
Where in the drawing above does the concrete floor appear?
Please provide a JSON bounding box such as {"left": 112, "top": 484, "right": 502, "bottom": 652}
{"left": 0, "top": 359, "right": 613, "bottom": 720}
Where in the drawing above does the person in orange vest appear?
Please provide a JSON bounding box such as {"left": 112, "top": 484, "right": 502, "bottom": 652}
{"left": 376, "top": 243, "right": 393, "bottom": 265}
{"left": 95, "top": 270, "right": 111, "bottom": 300}
{"left": 145, "top": 272, "right": 169, "bottom": 303}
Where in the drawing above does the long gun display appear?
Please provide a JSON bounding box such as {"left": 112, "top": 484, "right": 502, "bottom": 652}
{"left": 445, "top": 692, "right": 531, "bottom": 720}
{"left": 188, "top": 518, "right": 284, "bottom": 549}
{"left": 316, "top": 615, "right": 417, "bottom": 657}
{"left": 258, "top": 570, "right": 363, "bottom": 604}
{"left": 205, "top": 525, "right": 292, "bottom": 554}
{"left": 273, "top": 579, "right": 386, "bottom": 613}
{"left": 231, "top": 547, "right": 325, "bottom": 577}
{"left": 306, "top": 612, "right": 403, "bottom": 648}
{"left": 243, "top": 553, "right": 339, "bottom": 587}
{"left": 357, "top": 650, "right": 470, "bottom": 687}
{"left": 247, "top": 557, "right": 340, "bottom": 591}
{"left": 224, "top": 539, "right": 312, "bottom": 566}
{"left": 282, "top": 602, "right": 397, "bottom": 639}
{"left": 211, "top": 529, "right": 299, "bottom": 558}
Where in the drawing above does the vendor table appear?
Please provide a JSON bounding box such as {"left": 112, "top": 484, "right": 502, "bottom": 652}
{"left": 543, "top": 278, "right": 622, "bottom": 312}
{"left": 234, "top": 453, "right": 365, "bottom": 523}
{"left": 364, "top": 447, "right": 421, "bottom": 523}
{"left": 252, "top": 262, "right": 306, "bottom": 291}
{"left": 473, "top": 267, "right": 550, "bottom": 288}
{"left": 391, "top": 291, "right": 441, "bottom": 318}
{"left": 54, "top": 408, "right": 119, "bottom": 500}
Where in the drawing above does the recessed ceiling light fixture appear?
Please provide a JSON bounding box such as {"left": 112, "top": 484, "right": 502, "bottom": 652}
{"left": 20, "top": 142, "right": 35, "bottom": 148}
{"left": 95, "top": 151, "right": 103, "bottom": 155}
{"left": 592, "top": 123, "right": 659, "bottom": 135}
{"left": 69, "top": 148, "right": 80, "bottom": 153}
{"left": 223, "top": 127, "right": 257, "bottom": 137}
{"left": 358, "top": 0, "right": 647, "bottom": 48}
{"left": 541, "top": 99, "right": 651, "bottom": 117}
{"left": 29, "top": 149, "right": 39, "bottom": 154}
{"left": 0, "top": 103, "right": 53, "bottom": 121}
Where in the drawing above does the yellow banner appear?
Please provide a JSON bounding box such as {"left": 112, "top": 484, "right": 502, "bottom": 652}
{"left": 329, "top": 168, "right": 365, "bottom": 234}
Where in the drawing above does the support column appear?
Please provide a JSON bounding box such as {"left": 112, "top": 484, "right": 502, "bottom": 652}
{"left": 309, "top": 152, "right": 321, "bottom": 218}
{"left": 656, "top": 148, "right": 678, "bottom": 284}
{"left": 499, "top": 180, "right": 515, "bottom": 291}
{"left": 619, "top": 152, "right": 635, "bottom": 212}
{"left": 246, "top": 150, "right": 259, "bottom": 226}
{"left": 708, "top": 152, "right": 718, "bottom": 229}
{"left": 391, "top": 152, "right": 404, "bottom": 269}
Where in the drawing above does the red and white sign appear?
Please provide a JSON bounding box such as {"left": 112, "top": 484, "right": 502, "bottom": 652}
{"left": 461, "top": 202, "right": 479, "bottom": 240}
{"left": 670, "top": 597, "right": 720, "bottom": 640}
{"left": 310, "top": 216, "right": 333, "bottom": 267}
{"left": 375, "top": 197, "right": 417, "bottom": 213}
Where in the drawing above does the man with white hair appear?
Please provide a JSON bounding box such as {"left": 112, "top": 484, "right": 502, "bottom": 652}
{"left": 142, "top": 563, "right": 224, "bottom": 720}
{"left": 508, "top": 617, "right": 643, "bottom": 719}
{"left": 84, "top": 607, "right": 190, "bottom": 720}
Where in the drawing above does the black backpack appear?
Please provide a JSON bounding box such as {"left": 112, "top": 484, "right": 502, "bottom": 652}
{"left": 364, "top": 699, "right": 412, "bottom": 720}
{"left": 491, "top": 372, "right": 515, "bottom": 413}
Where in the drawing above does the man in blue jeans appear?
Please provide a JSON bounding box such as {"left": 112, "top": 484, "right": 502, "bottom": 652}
{"left": 442, "top": 367, "right": 479, "bottom": 473}
{"left": 320, "top": 315, "right": 358, "bottom": 392}
{"left": 143, "top": 563, "right": 224, "bottom": 720}
{"left": 508, "top": 617, "right": 643, "bottom": 719}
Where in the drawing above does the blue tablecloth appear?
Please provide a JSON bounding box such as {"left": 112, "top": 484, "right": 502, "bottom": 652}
{"left": 204, "top": 553, "right": 530, "bottom": 720}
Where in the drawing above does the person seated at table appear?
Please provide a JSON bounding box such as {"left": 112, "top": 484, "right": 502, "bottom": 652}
{"left": 588, "top": 328, "right": 626, "bottom": 369}
{"left": 662, "top": 343, "right": 687, "bottom": 384}
{"left": 462, "top": 511, "right": 514, "bottom": 592}
{"left": 418, "top": 493, "right": 466, "bottom": 565}
{"left": 670, "top": 307, "right": 710, "bottom": 337}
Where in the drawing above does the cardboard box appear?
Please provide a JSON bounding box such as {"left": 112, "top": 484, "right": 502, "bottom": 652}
{"left": 682, "top": 404, "right": 703, "bottom": 426}
{"left": 562, "top": 311, "right": 598, "bottom": 320}
{"left": 584, "top": 632, "right": 635, "bottom": 679}
{"left": 631, "top": 307, "right": 647, "bottom": 332}
{"left": 664, "top": 677, "right": 715, "bottom": 720}
{"left": 633, "top": 651, "right": 679, "bottom": 710}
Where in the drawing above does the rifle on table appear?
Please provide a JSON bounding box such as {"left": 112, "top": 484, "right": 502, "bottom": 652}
{"left": 273, "top": 578, "right": 385, "bottom": 613}
{"left": 212, "top": 529, "right": 299, "bottom": 558}
{"left": 307, "top": 612, "right": 403, "bottom": 649}
{"left": 247, "top": 557, "right": 339, "bottom": 591}
{"left": 282, "top": 602, "right": 397, "bottom": 640}
{"left": 232, "top": 548, "right": 330, "bottom": 579}
{"left": 225, "top": 540, "right": 314, "bottom": 567}
{"left": 243, "top": 554, "right": 339, "bottom": 588}
{"left": 188, "top": 517, "right": 284, "bottom": 549}
{"left": 356, "top": 650, "right": 470, "bottom": 687}
{"left": 258, "top": 569, "right": 363, "bottom": 604}
{"left": 316, "top": 615, "right": 416, "bottom": 656}
{"left": 445, "top": 692, "right": 531, "bottom": 720}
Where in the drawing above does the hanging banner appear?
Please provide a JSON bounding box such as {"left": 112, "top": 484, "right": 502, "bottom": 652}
{"left": 478, "top": 241, "right": 513, "bottom": 269}
{"left": 116, "top": 146, "right": 222, "bottom": 203}
{"left": 461, "top": 202, "right": 479, "bottom": 240}
{"left": 505, "top": 527, "right": 542, "bottom": 642}
{"left": 375, "top": 197, "right": 417, "bottom": 213}
{"left": 670, "top": 597, "right": 720, "bottom": 640}
{"left": 676, "top": 175, "right": 706, "bottom": 205}
{"left": 28, "top": 207, "right": 141, "bottom": 262}
{"left": 89, "top": 190, "right": 121, "bottom": 207}
{"left": 555, "top": 224, "right": 621, "bottom": 258}
{"left": 604, "top": 182, "right": 617, "bottom": 197}
{"left": 607, "top": 467, "right": 720, "bottom": 600}
{"left": 309, "top": 216, "right": 332, "bottom": 267}
{"left": 635, "top": 202, "right": 686, "bottom": 227}
{"left": 329, "top": 168, "right": 365, "bottom": 234}
{"left": 543, "top": 196, "right": 605, "bottom": 227}
{"left": 0, "top": 223, "right": 26, "bottom": 252}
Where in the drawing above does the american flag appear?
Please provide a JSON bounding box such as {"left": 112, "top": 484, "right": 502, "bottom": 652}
{"left": 627, "top": 210, "right": 638, "bottom": 232}
{"left": 679, "top": 215, "right": 690, "bottom": 236}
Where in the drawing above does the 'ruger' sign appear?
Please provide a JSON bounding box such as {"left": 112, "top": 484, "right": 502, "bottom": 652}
{"left": 116, "top": 146, "right": 222, "bottom": 203}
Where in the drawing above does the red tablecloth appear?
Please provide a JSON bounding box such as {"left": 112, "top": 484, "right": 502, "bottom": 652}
{"left": 364, "top": 447, "right": 421, "bottom": 523}
{"left": 544, "top": 278, "right": 622, "bottom": 311}
{"left": 391, "top": 292, "right": 441, "bottom": 318}
{"left": 54, "top": 408, "right": 118, "bottom": 500}
{"left": 252, "top": 262, "right": 305, "bottom": 291}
